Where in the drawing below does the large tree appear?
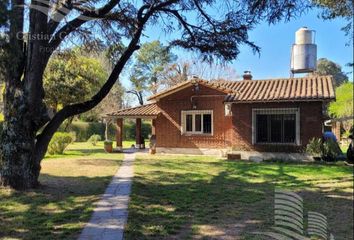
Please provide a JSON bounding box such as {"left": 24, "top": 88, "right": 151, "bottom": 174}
{"left": 162, "top": 59, "right": 238, "bottom": 87}
{"left": 328, "top": 82, "right": 353, "bottom": 135}
{"left": 308, "top": 58, "right": 349, "bottom": 87}
{"left": 0, "top": 0, "right": 310, "bottom": 189}
{"left": 44, "top": 50, "right": 107, "bottom": 112}
{"left": 328, "top": 82, "right": 353, "bottom": 119}
{"left": 128, "top": 41, "right": 175, "bottom": 105}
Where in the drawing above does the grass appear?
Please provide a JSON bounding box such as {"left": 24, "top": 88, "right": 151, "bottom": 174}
{"left": 44, "top": 140, "right": 148, "bottom": 159}
{"left": 0, "top": 141, "right": 124, "bottom": 240}
{"left": 125, "top": 154, "right": 354, "bottom": 240}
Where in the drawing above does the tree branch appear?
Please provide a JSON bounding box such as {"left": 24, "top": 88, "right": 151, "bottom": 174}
{"left": 35, "top": 3, "right": 155, "bottom": 160}
{"left": 48, "top": 0, "right": 123, "bottom": 50}
{"left": 161, "top": 8, "right": 196, "bottom": 42}
{"left": 192, "top": 0, "right": 217, "bottom": 32}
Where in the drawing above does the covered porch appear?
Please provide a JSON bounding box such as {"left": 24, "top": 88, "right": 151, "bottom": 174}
{"left": 105, "top": 103, "right": 160, "bottom": 151}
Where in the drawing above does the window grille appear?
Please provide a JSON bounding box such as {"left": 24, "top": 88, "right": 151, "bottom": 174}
{"left": 252, "top": 108, "right": 300, "bottom": 145}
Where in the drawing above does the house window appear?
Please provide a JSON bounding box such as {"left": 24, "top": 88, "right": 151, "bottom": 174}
{"left": 252, "top": 108, "right": 300, "bottom": 145}
{"left": 181, "top": 110, "right": 213, "bottom": 135}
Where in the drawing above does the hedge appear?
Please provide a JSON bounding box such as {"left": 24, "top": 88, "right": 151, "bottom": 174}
{"left": 59, "top": 120, "right": 151, "bottom": 142}
{"left": 0, "top": 120, "right": 151, "bottom": 142}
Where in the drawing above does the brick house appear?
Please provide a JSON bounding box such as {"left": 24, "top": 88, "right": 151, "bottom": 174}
{"left": 107, "top": 74, "right": 335, "bottom": 158}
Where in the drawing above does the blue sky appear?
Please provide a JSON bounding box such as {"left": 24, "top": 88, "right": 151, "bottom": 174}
{"left": 122, "top": 8, "right": 353, "bottom": 88}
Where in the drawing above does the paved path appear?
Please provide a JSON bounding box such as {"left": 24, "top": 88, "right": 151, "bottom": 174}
{"left": 78, "top": 151, "right": 136, "bottom": 240}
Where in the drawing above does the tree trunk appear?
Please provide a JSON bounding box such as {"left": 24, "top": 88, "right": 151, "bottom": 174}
{"left": 1, "top": 1, "right": 147, "bottom": 189}
{"left": 0, "top": 87, "right": 40, "bottom": 189}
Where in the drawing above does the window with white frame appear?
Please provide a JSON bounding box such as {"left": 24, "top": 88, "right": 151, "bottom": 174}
{"left": 252, "top": 108, "right": 300, "bottom": 145}
{"left": 181, "top": 110, "right": 213, "bottom": 135}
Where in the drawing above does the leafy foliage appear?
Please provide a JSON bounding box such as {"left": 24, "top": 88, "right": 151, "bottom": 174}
{"left": 81, "top": 83, "right": 125, "bottom": 122}
{"left": 306, "top": 138, "right": 323, "bottom": 157}
{"left": 128, "top": 41, "right": 176, "bottom": 104}
{"left": 44, "top": 50, "right": 108, "bottom": 111}
{"left": 314, "top": 0, "right": 353, "bottom": 41}
{"left": 321, "top": 139, "right": 341, "bottom": 162}
{"left": 306, "top": 138, "right": 342, "bottom": 161}
{"left": 328, "top": 82, "right": 353, "bottom": 118}
{"left": 47, "top": 132, "right": 75, "bottom": 155}
{"left": 57, "top": 120, "right": 151, "bottom": 142}
{"left": 58, "top": 121, "right": 114, "bottom": 142}
{"left": 88, "top": 134, "right": 102, "bottom": 146}
{"left": 309, "top": 58, "right": 348, "bottom": 86}
{"left": 162, "top": 59, "right": 238, "bottom": 87}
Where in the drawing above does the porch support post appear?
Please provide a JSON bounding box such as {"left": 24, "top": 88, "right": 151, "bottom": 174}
{"left": 149, "top": 118, "right": 157, "bottom": 154}
{"left": 116, "top": 118, "right": 123, "bottom": 151}
{"left": 332, "top": 121, "right": 341, "bottom": 141}
{"left": 151, "top": 118, "right": 156, "bottom": 136}
{"left": 136, "top": 118, "right": 142, "bottom": 149}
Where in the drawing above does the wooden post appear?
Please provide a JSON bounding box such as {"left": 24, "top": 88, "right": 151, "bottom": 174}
{"left": 116, "top": 118, "right": 123, "bottom": 151}
{"left": 136, "top": 118, "right": 142, "bottom": 149}
{"left": 150, "top": 118, "right": 157, "bottom": 154}
{"left": 332, "top": 121, "right": 341, "bottom": 142}
{"left": 151, "top": 118, "right": 156, "bottom": 135}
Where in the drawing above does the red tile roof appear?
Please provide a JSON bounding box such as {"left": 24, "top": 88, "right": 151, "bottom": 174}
{"left": 148, "top": 76, "right": 335, "bottom": 102}
{"left": 107, "top": 75, "right": 335, "bottom": 118}
{"left": 222, "top": 75, "right": 335, "bottom": 102}
{"left": 107, "top": 103, "right": 160, "bottom": 118}
{"left": 147, "top": 78, "right": 239, "bottom": 101}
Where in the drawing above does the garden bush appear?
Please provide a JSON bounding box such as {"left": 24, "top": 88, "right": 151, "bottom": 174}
{"left": 123, "top": 120, "right": 151, "bottom": 141}
{"left": 58, "top": 120, "right": 151, "bottom": 142}
{"left": 88, "top": 134, "right": 102, "bottom": 146}
{"left": 47, "top": 132, "right": 75, "bottom": 155}
{"left": 322, "top": 139, "right": 342, "bottom": 162}
{"left": 58, "top": 121, "right": 114, "bottom": 142}
{"left": 306, "top": 137, "right": 342, "bottom": 162}
{"left": 306, "top": 138, "right": 322, "bottom": 157}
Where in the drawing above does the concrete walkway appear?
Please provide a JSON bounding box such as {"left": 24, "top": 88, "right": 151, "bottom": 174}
{"left": 78, "top": 151, "right": 136, "bottom": 240}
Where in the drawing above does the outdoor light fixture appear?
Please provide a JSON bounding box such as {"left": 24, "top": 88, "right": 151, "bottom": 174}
{"left": 194, "top": 83, "right": 200, "bottom": 92}
{"left": 192, "top": 99, "right": 197, "bottom": 109}
{"left": 224, "top": 103, "right": 232, "bottom": 116}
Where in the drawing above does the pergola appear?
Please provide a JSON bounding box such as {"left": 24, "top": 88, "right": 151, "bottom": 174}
{"left": 105, "top": 103, "right": 160, "bottom": 150}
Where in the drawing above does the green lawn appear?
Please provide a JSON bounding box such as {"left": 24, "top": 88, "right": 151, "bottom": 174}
{"left": 44, "top": 141, "right": 138, "bottom": 159}
{"left": 0, "top": 141, "right": 124, "bottom": 240}
{"left": 125, "top": 154, "right": 354, "bottom": 240}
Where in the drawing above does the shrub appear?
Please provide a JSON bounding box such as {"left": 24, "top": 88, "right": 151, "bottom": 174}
{"left": 306, "top": 137, "right": 342, "bottom": 162}
{"left": 322, "top": 139, "right": 341, "bottom": 162}
{"left": 123, "top": 120, "right": 151, "bottom": 140}
{"left": 306, "top": 138, "right": 322, "bottom": 157}
{"left": 58, "top": 121, "right": 117, "bottom": 142}
{"left": 69, "top": 131, "right": 77, "bottom": 143}
{"left": 88, "top": 134, "right": 101, "bottom": 146}
{"left": 104, "top": 140, "right": 113, "bottom": 145}
{"left": 47, "top": 132, "right": 74, "bottom": 155}
{"left": 57, "top": 120, "right": 152, "bottom": 142}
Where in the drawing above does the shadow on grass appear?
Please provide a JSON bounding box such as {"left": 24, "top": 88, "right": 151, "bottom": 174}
{"left": 124, "top": 157, "right": 353, "bottom": 240}
{"left": 0, "top": 174, "right": 115, "bottom": 240}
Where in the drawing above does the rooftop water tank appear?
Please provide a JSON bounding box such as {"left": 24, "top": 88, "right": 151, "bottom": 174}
{"left": 290, "top": 27, "right": 317, "bottom": 74}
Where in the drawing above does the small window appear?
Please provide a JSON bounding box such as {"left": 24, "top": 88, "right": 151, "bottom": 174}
{"left": 181, "top": 110, "right": 213, "bottom": 135}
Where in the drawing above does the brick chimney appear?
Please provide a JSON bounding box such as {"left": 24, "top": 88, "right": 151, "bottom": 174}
{"left": 242, "top": 71, "right": 252, "bottom": 80}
